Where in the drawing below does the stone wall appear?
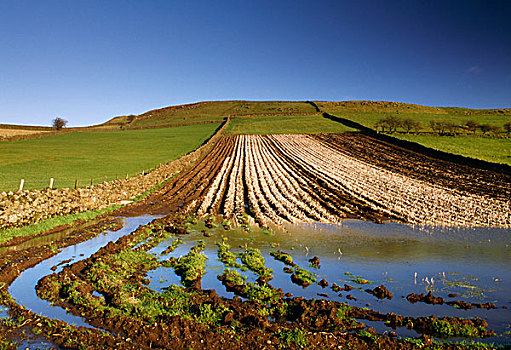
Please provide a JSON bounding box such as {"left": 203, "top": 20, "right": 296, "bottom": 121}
{"left": 0, "top": 119, "right": 228, "bottom": 231}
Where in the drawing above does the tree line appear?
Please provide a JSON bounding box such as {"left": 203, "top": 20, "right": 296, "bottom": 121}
{"left": 374, "top": 115, "right": 511, "bottom": 136}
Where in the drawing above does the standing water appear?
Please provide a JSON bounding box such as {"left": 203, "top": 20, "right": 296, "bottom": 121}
{"left": 9, "top": 215, "right": 158, "bottom": 328}
{"left": 147, "top": 219, "right": 511, "bottom": 344}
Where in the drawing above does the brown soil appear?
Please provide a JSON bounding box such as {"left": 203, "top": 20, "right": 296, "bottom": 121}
{"left": 313, "top": 133, "right": 511, "bottom": 201}
{"left": 1, "top": 131, "right": 508, "bottom": 348}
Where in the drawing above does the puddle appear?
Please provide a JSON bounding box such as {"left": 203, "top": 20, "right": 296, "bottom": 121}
{"left": 0, "top": 304, "right": 9, "bottom": 319}
{"left": 16, "top": 338, "right": 57, "bottom": 350}
{"left": 8, "top": 215, "right": 158, "bottom": 328}
{"left": 0, "top": 217, "right": 107, "bottom": 255}
{"left": 146, "top": 220, "right": 511, "bottom": 344}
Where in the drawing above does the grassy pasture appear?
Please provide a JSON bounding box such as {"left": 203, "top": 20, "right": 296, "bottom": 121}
{"left": 225, "top": 114, "right": 357, "bottom": 135}
{"left": 0, "top": 123, "right": 219, "bottom": 192}
{"left": 340, "top": 110, "right": 511, "bottom": 129}
{"left": 398, "top": 134, "right": 511, "bottom": 165}
{"left": 317, "top": 101, "right": 511, "bottom": 165}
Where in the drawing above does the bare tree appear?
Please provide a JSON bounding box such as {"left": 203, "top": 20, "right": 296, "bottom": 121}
{"left": 444, "top": 122, "right": 458, "bottom": 136}
{"left": 464, "top": 120, "right": 479, "bottom": 134}
{"left": 412, "top": 120, "right": 422, "bottom": 134}
{"left": 52, "top": 117, "right": 68, "bottom": 131}
{"left": 401, "top": 118, "right": 415, "bottom": 134}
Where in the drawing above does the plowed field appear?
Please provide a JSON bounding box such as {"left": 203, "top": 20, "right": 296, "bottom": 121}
{"left": 139, "top": 134, "right": 510, "bottom": 228}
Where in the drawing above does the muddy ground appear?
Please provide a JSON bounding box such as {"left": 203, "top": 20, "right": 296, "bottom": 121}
{"left": 0, "top": 133, "right": 509, "bottom": 349}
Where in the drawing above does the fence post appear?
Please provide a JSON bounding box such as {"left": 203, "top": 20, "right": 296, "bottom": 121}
{"left": 104, "top": 175, "right": 107, "bottom": 183}
{"left": 126, "top": 173, "right": 129, "bottom": 179}
{"left": 18, "top": 179, "right": 24, "bottom": 192}
{"left": 49, "top": 178, "right": 54, "bottom": 189}
{"left": 74, "top": 179, "right": 78, "bottom": 189}
{"left": 90, "top": 178, "right": 93, "bottom": 186}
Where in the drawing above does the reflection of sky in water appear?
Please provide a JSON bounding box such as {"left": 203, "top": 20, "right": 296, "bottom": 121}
{"left": 147, "top": 220, "right": 511, "bottom": 343}
{"left": 0, "top": 304, "right": 9, "bottom": 319}
{"left": 6, "top": 215, "right": 510, "bottom": 345}
{"left": 9, "top": 216, "right": 159, "bottom": 328}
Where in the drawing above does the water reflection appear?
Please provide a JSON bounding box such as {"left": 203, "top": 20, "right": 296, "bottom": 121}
{"left": 146, "top": 219, "right": 511, "bottom": 343}
{"left": 8, "top": 215, "right": 158, "bottom": 328}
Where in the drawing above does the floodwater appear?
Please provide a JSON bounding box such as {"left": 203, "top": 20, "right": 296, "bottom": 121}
{"left": 8, "top": 215, "right": 158, "bottom": 328}
{"left": 5, "top": 215, "right": 511, "bottom": 345}
{"left": 147, "top": 220, "right": 511, "bottom": 344}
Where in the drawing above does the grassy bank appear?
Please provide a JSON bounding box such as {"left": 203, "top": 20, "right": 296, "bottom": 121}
{"left": 317, "top": 101, "right": 511, "bottom": 165}
{"left": 0, "top": 206, "right": 120, "bottom": 245}
{"left": 397, "top": 134, "right": 511, "bottom": 165}
{"left": 0, "top": 123, "right": 219, "bottom": 192}
{"left": 107, "top": 101, "right": 316, "bottom": 129}
{"left": 226, "top": 114, "right": 356, "bottom": 134}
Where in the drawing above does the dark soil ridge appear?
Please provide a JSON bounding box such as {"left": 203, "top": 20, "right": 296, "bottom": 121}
{"left": 313, "top": 132, "right": 511, "bottom": 200}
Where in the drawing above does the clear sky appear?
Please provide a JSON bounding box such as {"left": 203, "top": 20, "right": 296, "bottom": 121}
{"left": 1, "top": 0, "right": 510, "bottom": 126}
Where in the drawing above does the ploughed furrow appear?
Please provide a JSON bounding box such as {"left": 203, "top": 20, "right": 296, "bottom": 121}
{"left": 222, "top": 135, "right": 245, "bottom": 220}
{"left": 269, "top": 134, "right": 510, "bottom": 227}
{"left": 197, "top": 136, "right": 239, "bottom": 216}
{"left": 244, "top": 135, "right": 286, "bottom": 226}
{"left": 156, "top": 136, "right": 236, "bottom": 212}
{"left": 313, "top": 133, "right": 511, "bottom": 201}
{"left": 267, "top": 135, "right": 401, "bottom": 222}
{"left": 257, "top": 136, "right": 334, "bottom": 222}
{"left": 153, "top": 134, "right": 509, "bottom": 228}
{"left": 257, "top": 136, "right": 357, "bottom": 221}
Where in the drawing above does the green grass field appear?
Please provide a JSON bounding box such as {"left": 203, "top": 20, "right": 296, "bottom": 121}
{"left": 225, "top": 114, "right": 357, "bottom": 135}
{"left": 318, "top": 101, "right": 511, "bottom": 129}
{"left": 316, "top": 101, "right": 511, "bottom": 165}
{"left": 397, "top": 134, "right": 511, "bottom": 165}
{"left": 0, "top": 123, "right": 219, "bottom": 192}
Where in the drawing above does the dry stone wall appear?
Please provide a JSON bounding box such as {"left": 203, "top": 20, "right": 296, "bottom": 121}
{"left": 0, "top": 119, "right": 228, "bottom": 231}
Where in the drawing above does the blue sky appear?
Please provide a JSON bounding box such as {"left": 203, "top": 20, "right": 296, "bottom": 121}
{"left": 1, "top": 0, "right": 510, "bottom": 126}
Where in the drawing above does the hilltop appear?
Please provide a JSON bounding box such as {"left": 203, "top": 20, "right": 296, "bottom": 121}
{"left": 2, "top": 100, "right": 510, "bottom": 133}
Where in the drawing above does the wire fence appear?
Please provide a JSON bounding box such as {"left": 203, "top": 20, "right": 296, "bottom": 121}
{"left": 0, "top": 166, "right": 161, "bottom": 192}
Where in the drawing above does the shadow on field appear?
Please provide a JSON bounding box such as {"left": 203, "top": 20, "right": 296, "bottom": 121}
{"left": 308, "top": 100, "right": 511, "bottom": 175}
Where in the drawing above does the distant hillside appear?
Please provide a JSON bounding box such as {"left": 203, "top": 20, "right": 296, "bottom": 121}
{"left": 102, "top": 101, "right": 318, "bottom": 129}
{"left": 316, "top": 100, "right": 511, "bottom": 116}
{"left": 3, "top": 100, "right": 510, "bottom": 133}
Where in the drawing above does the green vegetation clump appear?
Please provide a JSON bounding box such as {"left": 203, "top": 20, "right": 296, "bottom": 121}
{"left": 336, "top": 303, "right": 353, "bottom": 321}
{"left": 352, "top": 278, "right": 372, "bottom": 285}
{"left": 218, "top": 268, "right": 280, "bottom": 304}
{"left": 270, "top": 250, "right": 294, "bottom": 266}
{"left": 220, "top": 268, "right": 245, "bottom": 286}
{"left": 217, "top": 238, "right": 241, "bottom": 268}
{"left": 240, "top": 248, "right": 273, "bottom": 281}
{"left": 429, "top": 318, "right": 489, "bottom": 338}
{"left": 290, "top": 266, "right": 317, "bottom": 288}
{"left": 173, "top": 242, "right": 207, "bottom": 287}
{"left": 275, "top": 328, "right": 308, "bottom": 348}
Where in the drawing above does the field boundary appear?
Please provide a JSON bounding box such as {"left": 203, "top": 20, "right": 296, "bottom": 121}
{"left": 0, "top": 118, "right": 230, "bottom": 232}
{"left": 320, "top": 111, "right": 511, "bottom": 175}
